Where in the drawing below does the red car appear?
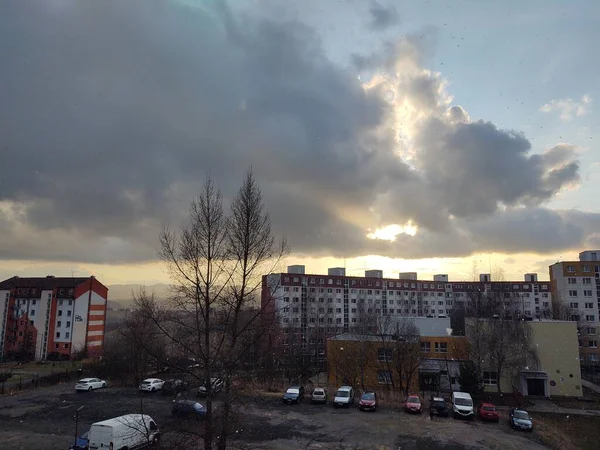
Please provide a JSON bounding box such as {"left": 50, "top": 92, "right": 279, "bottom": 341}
{"left": 404, "top": 395, "right": 422, "bottom": 413}
{"left": 478, "top": 403, "right": 499, "bottom": 422}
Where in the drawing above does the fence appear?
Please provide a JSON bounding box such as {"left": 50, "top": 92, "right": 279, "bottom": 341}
{"left": 0, "top": 368, "right": 85, "bottom": 395}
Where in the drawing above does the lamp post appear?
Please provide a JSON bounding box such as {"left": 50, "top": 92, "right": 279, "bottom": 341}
{"left": 74, "top": 405, "right": 84, "bottom": 448}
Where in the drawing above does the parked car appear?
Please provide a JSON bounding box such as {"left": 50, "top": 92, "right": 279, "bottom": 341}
{"left": 161, "top": 379, "right": 189, "bottom": 396}
{"left": 68, "top": 430, "right": 89, "bottom": 450}
{"left": 172, "top": 399, "right": 207, "bottom": 418}
{"left": 311, "top": 387, "right": 327, "bottom": 404}
{"left": 509, "top": 408, "right": 533, "bottom": 431}
{"left": 87, "top": 414, "right": 159, "bottom": 449}
{"left": 75, "top": 378, "right": 107, "bottom": 392}
{"left": 451, "top": 391, "right": 474, "bottom": 419}
{"left": 139, "top": 378, "right": 165, "bottom": 392}
{"left": 358, "top": 391, "right": 377, "bottom": 411}
{"left": 429, "top": 397, "right": 449, "bottom": 418}
{"left": 478, "top": 402, "right": 499, "bottom": 422}
{"left": 283, "top": 385, "right": 304, "bottom": 404}
{"left": 198, "top": 378, "right": 224, "bottom": 397}
{"left": 333, "top": 386, "right": 354, "bottom": 407}
{"left": 404, "top": 395, "right": 422, "bottom": 414}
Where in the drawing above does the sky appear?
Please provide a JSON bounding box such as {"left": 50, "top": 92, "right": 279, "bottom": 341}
{"left": 1, "top": 0, "right": 599, "bottom": 285}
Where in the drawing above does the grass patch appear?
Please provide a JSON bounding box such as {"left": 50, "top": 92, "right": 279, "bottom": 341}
{"left": 534, "top": 412, "right": 600, "bottom": 450}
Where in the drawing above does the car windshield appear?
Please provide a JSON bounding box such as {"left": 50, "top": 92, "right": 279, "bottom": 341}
{"left": 313, "top": 389, "right": 324, "bottom": 395}
{"left": 455, "top": 398, "right": 472, "bottom": 407}
{"left": 483, "top": 406, "right": 496, "bottom": 411}
{"left": 286, "top": 389, "right": 299, "bottom": 394}
{"left": 336, "top": 391, "right": 350, "bottom": 397}
{"left": 361, "top": 393, "right": 375, "bottom": 400}
{"left": 407, "top": 397, "right": 420, "bottom": 403}
{"left": 514, "top": 411, "right": 530, "bottom": 420}
{"left": 432, "top": 401, "right": 445, "bottom": 407}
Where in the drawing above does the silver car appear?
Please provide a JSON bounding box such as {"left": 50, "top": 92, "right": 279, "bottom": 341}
{"left": 75, "top": 378, "right": 107, "bottom": 392}
{"left": 311, "top": 387, "right": 327, "bottom": 404}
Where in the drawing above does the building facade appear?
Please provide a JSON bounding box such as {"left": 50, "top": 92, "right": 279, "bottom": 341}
{"left": 326, "top": 318, "right": 469, "bottom": 393}
{"left": 0, "top": 276, "right": 108, "bottom": 361}
{"left": 261, "top": 266, "right": 550, "bottom": 369}
{"left": 466, "top": 319, "right": 582, "bottom": 397}
{"left": 549, "top": 250, "right": 600, "bottom": 366}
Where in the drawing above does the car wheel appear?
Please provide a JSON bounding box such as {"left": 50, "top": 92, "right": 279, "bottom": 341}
{"left": 88, "top": 386, "right": 93, "bottom": 391}
{"left": 102, "top": 382, "right": 106, "bottom": 388}
{"left": 151, "top": 387, "right": 155, "bottom": 392}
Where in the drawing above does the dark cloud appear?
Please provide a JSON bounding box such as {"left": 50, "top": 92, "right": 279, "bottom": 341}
{"left": 368, "top": 1, "right": 400, "bottom": 30}
{"left": 0, "top": 0, "right": 591, "bottom": 264}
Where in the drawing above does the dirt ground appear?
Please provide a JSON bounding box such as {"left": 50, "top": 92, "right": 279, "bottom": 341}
{"left": 0, "top": 383, "right": 555, "bottom": 450}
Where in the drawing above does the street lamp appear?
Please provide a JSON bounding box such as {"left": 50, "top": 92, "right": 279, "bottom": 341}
{"left": 74, "top": 405, "right": 84, "bottom": 448}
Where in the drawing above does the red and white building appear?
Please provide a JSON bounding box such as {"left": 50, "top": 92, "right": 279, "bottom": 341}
{"left": 0, "top": 276, "right": 108, "bottom": 361}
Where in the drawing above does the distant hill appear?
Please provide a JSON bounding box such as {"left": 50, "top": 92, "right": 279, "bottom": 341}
{"left": 107, "top": 283, "right": 171, "bottom": 309}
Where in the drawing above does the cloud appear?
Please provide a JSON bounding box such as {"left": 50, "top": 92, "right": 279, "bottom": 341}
{"left": 540, "top": 94, "right": 592, "bottom": 121}
{"left": 0, "top": 0, "right": 590, "bottom": 265}
{"left": 368, "top": 1, "right": 400, "bottom": 30}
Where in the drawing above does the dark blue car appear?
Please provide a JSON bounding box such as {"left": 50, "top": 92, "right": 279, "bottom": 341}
{"left": 69, "top": 430, "right": 89, "bottom": 450}
{"left": 283, "top": 385, "right": 304, "bottom": 404}
{"left": 172, "top": 399, "right": 207, "bottom": 418}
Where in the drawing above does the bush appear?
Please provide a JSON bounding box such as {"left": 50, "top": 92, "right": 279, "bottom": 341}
{"left": 457, "top": 361, "right": 483, "bottom": 398}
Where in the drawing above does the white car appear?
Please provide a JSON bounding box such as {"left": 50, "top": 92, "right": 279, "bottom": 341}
{"left": 139, "top": 378, "right": 164, "bottom": 392}
{"left": 75, "top": 378, "right": 107, "bottom": 391}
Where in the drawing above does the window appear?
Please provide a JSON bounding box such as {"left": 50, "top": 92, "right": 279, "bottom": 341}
{"left": 64, "top": 343, "right": 69, "bottom": 349}
{"left": 67, "top": 310, "right": 72, "bottom": 317}
{"left": 65, "top": 332, "right": 70, "bottom": 339}
{"left": 420, "top": 341, "right": 431, "bottom": 352}
{"left": 377, "top": 371, "right": 392, "bottom": 384}
{"left": 542, "top": 293, "right": 549, "bottom": 298}
{"left": 30, "top": 309, "right": 35, "bottom": 316}
{"left": 57, "top": 321, "right": 61, "bottom": 327}
{"left": 293, "top": 297, "right": 299, "bottom": 302}
{"left": 585, "top": 303, "right": 594, "bottom": 309}
{"left": 335, "top": 289, "right": 341, "bottom": 294}
{"left": 583, "top": 278, "right": 592, "bottom": 284}
{"left": 292, "top": 307, "right": 298, "bottom": 313}
{"left": 586, "top": 315, "right": 596, "bottom": 322}
{"left": 283, "top": 287, "right": 289, "bottom": 292}
{"left": 56, "top": 332, "right": 61, "bottom": 338}
{"left": 583, "top": 265, "right": 590, "bottom": 272}
{"left": 293, "top": 287, "right": 299, "bottom": 292}
{"left": 587, "top": 327, "right": 597, "bottom": 335}
{"left": 68, "top": 300, "right": 73, "bottom": 306}
{"left": 439, "top": 342, "right": 448, "bottom": 353}
{"left": 327, "top": 288, "right": 333, "bottom": 294}
{"left": 567, "top": 265, "right": 575, "bottom": 273}
{"left": 367, "top": 290, "right": 373, "bottom": 295}
{"left": 58, "top": 310, "right": 63, "bottom": 316}
{"left": 584, "top": 290, "right": 593, "bottom": 297}
{"left": 336, "top": 308, "right": 341, "bottom": 313}
{"left": 589, "top": 341, "right": 598, "bottom": 348}
{"left": 570, "top": 302, "right": 579, "bottom": 309}
{"left": 32, "top": 299, "right": 36, "bottom": 305}
{"left": 377, "top": 348, "right": 392, "bottom": 362}
{"left": 283, "top": 297, "right": 289, "bottom": 302}
{"left": 569, "top": 290, "right": 578, "bottom": 297}
{"left": 568, "top": 278, "right": 577, "bottom": 284}
{"left": 483, "top": 371, "right": 498, "bottom": 385}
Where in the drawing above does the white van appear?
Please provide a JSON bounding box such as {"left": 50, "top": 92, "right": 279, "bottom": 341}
{"left": 333, "top": 386, "right": 354, "bottom": 407}
{"left": 88, "top": 414, "right": 159, "bottom": 449}
{"left": 451, "top": 391, "right": 474, "bottom": 419}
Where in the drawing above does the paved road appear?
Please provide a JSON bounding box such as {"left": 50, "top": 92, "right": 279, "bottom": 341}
{"left": 0, "top": 383, "right": 552, "bottom": 450}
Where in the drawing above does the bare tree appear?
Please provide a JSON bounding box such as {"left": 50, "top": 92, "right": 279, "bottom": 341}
{"left": 131, "top": 172, "right": 286, "bottom": 450}
{"left": 391, "top": 319, "right": 422, "bottom": 397}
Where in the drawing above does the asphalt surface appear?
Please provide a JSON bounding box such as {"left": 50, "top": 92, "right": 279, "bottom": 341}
{"left": 0, "top": 383, "right": 552, "bottom": 450}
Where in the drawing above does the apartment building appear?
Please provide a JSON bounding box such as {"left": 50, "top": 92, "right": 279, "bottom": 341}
{"left": 0, "top": 276, "right": 108, "bottom": 361}
{"left": 550, "top": 250, "right": 600, "bottom": 366}
{"left": 261, "top": 266, "right": 551, "bottom": 365}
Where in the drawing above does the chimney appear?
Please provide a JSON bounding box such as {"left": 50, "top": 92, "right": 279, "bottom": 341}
{"left": 399, "top": 272, "right": 418, "bottom": 280}
{"left": 328, "top": 267, "right": 346, "bottom": 276}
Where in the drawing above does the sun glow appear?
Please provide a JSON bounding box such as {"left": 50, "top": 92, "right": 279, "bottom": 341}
{"left": 367, "top": 222, "right": 418, "bottom": 241}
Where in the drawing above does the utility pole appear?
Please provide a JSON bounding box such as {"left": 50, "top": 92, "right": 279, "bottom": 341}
{"left": 74, "top": 405, "right": 84, "bottom": 448}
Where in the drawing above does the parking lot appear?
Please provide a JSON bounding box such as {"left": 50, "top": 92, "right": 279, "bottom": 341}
{"left": 0, "top": 383, "right": 552, "bottom": 449}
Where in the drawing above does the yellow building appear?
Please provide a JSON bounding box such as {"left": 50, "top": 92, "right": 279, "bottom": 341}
{"left": 467, "top": 319, "right": 582, "bottom": 397}
{"left": 327, "top": 323, "right": 469, "bottom": 395}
